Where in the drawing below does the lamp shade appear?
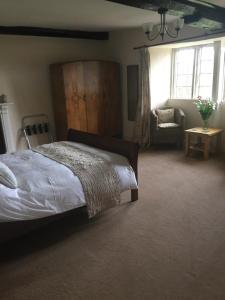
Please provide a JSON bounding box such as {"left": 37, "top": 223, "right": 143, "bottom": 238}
{"left": 174, "top": 18, "right": 184, "bottom": 30}
{"left": 142, "top": 22, "right": 154, "bottom": 33}
{"left": 142, "top": 7, "right": 185, "bottom": 41}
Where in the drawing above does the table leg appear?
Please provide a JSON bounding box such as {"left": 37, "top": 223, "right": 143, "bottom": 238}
{"left": 216, "top": 133, "right": 222, "bottom": 154}
{"left": 185, "top": 133, "right": 190, "bottom": 156}
{"left": 204, "top": 136, "right": 210, "bottom": 160}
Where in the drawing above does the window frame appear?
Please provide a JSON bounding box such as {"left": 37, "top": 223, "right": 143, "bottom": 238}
{"left": 171, "top": 43, "right": 216, "bottom": 100}
{"left": 222, "top": 52, "right": 225, "bottom": 101}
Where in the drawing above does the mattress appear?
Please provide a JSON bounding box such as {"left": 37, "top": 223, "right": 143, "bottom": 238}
{"left": 0, "top": 142, "right": 138, "bottom": 222}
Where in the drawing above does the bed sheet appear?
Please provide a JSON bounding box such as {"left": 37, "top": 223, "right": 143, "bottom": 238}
{"left": 0, "top": 142, "right": 137, "bottom": 222}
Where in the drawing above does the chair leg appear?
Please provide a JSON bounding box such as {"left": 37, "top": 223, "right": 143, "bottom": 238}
{"left": 131, "top": 189, "right": 138, "bottom": 202}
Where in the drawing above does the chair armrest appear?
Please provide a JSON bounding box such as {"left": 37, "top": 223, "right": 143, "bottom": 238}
{"left": 151, "top": 110, "right": 159, "bottom": 129}
{"left": 175, "top": 108, "right": 185, "bottom": 128}
{"left": 177, "top": 108, "right": 185, "bottom": 118}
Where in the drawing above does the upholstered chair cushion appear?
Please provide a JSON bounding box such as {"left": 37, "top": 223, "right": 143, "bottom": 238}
{"left": 158, "top": 123, "right": 180, "bottom": 128}
{"left": 157, "top": 108, "right": 174, "bottom": 123}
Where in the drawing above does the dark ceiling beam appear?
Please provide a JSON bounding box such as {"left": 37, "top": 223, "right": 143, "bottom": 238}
{"left": 107, "top": 0, "right": 225, "bottom": 26}
{"left": 183, "top": 12, "right": 202, "bottom": 24}
{"left": 107, "top": 0, "right": 158, "bottom": 10}
{"left": 173, "top": 0, "right": 225, "bottom": 23}
{"left": 134, "top": 28, "right": 225, "bottom": 49}
{"left": 0, "top": 26, "right": 109, "bottom": 40}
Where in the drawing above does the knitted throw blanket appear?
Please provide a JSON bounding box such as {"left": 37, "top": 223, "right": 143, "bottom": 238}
{"left": 33, "top": 142, "right": 121, "bottom": 218}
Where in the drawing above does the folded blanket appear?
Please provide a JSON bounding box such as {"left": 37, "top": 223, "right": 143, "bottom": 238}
{"left": 34, "top": 142, "right": 121, "bottom": 217}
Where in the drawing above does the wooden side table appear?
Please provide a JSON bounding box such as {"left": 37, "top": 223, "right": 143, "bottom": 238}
{"left": 185, "top": 127, "right": 223, "bottom": 160}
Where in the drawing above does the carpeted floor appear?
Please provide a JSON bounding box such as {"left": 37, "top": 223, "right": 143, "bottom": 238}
{"left": 1, "top": 149, "right": 225, "bottom": 300}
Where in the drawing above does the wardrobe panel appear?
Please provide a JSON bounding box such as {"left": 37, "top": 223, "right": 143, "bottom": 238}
{"left": 100, "top": 62, "right": 121, "bottom": 137}
{"left": 84, "top": 61, "right": 100, "bottom": 134}
{"left": 51, "top": 60, "right": 122, "bottom": 140}
{"left": 63, "top": 62, "right": 87, "bottom": 132}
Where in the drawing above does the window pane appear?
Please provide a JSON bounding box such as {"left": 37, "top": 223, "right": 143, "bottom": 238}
{"left": 176, "top": 87, "right": 192, "bottom": 99}
{"left": 195, "top": 46, "right": 214, "bottom": 98}
{"left": 199, "top": 74, "right": 213, "bottom": 86}
{"left": 173, "top": 48, "right": 194, "bottom": 99}
{"left": 201, "top": 46, "right": 214, "bottom": 60}
{"left": 197, "top": 87, "right": 212, "bottom": 99}
{"left": 172, "top": 45, "right": 215, "bottom": 100}
{"left": 200, "top": 61, "right": 213, "bottom": 73}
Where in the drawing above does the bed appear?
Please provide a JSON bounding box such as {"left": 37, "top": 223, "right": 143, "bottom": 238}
{"left": 0, "top": 129, "right": 139, "bottom": 243}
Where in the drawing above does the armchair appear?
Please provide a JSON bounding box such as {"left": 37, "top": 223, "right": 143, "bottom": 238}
{"left": 150, "top": 106, "right": 185, "bottom": 148}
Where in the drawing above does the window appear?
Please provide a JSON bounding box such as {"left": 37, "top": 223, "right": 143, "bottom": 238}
{"left": 223, "top": 53, "right": 225, "bottom": 101}
{"left": 171, "top": 44, "right": 215, "bottom": 99}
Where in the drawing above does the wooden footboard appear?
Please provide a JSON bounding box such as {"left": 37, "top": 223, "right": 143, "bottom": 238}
{"left": 67, "top": 129, "right": 139, "bottom": 201}
{"left": 0, "top": 129, "right": 139, "bottom": 243}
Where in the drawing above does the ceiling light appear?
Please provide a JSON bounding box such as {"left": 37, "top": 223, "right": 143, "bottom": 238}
{"left": 142, "top": 7, "right": 184, "bottom": 41}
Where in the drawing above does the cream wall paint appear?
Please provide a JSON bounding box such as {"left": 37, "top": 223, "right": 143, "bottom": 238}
{"left": 0, "top": 26, "right": 220, "bottom": 150}
{"left": 150, "top": 47, "right": 172, "bottom": 109}
{"left": 106, "top": 28, "right": 146, "bottom": 140}
{"left": 167, "top": 98, "right": 225, "bottom": 149}
{"left": 168, "top": 39, "right": 225, "bottom": 147}
{"left": 167, "top": 99, "right": 225, "bottom": 144}
{"left": 107, "top": 26, "right": 205, "bottom": 140}
{"left": 0, "top": 35, "right": 109, "bottom": 150}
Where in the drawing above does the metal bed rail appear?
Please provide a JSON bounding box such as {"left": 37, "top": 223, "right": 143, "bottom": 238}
{"left": 22, "top": 113, "right": 53, "bottom": 149}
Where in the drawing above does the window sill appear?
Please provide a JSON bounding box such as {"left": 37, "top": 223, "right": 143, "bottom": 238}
{"left": 169, "top": 98, "right": 197, "bottom": 101}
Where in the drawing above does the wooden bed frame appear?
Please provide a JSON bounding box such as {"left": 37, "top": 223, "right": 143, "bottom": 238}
{"left": 0, "top": 129, "right": 139, "bottom": 243}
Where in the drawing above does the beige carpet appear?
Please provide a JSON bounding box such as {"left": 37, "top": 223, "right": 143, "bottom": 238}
{"left": 1, "top": 149, "right": 225, "bottom": 300}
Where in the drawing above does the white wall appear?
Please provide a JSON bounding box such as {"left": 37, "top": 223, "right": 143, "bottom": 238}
{"left": 0, "top": 35, "right": 109, "bottom": 150}
{"left": 0, "top": 25, "right": 216, "bottom": 150}
{"left": 167, "top": 98, "right": 225, "bottom": 149}
{"left": 168, "top": 38, "right": 225, "bottom": 146}
{"left": 167, "top": 99, "right": 225, "bottom": 132}
{"left": 107, "top": 26, "right": 205, "bottom": 140}
{"left": 106, "top": 28, "right": 146, "bottom": 140}
{"left": 150, "top": 47, "right": 172, "bottom": 109}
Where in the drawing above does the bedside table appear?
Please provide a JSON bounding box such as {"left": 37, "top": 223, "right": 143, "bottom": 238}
{"left": 185, "top": 127, "right": 223, "bottom": 160}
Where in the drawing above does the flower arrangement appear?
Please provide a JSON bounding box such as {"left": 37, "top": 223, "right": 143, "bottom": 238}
{"left": 195, "top": 96, "right": 217, "bottom": 129}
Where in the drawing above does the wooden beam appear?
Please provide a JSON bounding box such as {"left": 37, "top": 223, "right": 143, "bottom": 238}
{"left": 173, "top": 0, "right": 225, "bottom": 24}
{"left": 107, "top": 0, "right": 225, "bottom": 30}
{"left": 133, "top": 29, "right": 225, "bottom": 49}
{"left": 0, "top": 26, "right": 109, "bottom": 40}
{"left": 106, "top": 0, "right": 158, "bottom": 11}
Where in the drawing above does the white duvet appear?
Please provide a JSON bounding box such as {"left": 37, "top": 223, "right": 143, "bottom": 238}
{"left": 0, "top": 142, "right": 138, "bottom": 222}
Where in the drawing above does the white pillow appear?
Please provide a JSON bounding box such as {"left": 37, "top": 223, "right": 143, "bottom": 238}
{"left": 0, "top": 161, "right": 17, "bottom": 189}
{"left": 157, "top": 108, "right": 174, "bottom": 123}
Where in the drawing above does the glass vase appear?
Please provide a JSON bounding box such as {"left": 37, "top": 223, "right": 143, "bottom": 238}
{"left": 202, "top": 119, "right": 209, "bottom": 130}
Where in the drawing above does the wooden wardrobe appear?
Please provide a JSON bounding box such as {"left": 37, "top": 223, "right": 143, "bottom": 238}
{"left": 50, "top": 61, "right": 122, "bottom": 141}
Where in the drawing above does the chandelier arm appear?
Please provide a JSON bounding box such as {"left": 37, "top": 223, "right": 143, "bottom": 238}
{"left": 146, "top": 12, "right": 162, "bottom": 41}
{"left": 143, "top": 7, "right": 183, "bottom": 41}
{"left": 146, "top": 30, "right": 161, "bottom": 41}
{"left": 148, "top": 12, "right": 163, "bottom": 41}
{"left": 165, "top": 26, "right": 179, "bottom": 39}
{"left": 162, "top": 12, "right": 166, "bottom": 39}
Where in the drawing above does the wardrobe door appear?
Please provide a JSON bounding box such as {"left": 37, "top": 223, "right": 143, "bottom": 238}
{"left": 100, "top": 62, "right": 122, "bottom": 137}
{"left": 51, "top": 60, "right": 122, "bottom": 139}
{"left": 83, "top": 61, "right": 100, "bottom": 134}
{"left": 63, "top": 62, "right": 88, "bottom": 132}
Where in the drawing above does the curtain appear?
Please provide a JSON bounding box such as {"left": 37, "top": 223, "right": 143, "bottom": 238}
{"left": 133, "top": 48, "right": 151, "bottom": 147}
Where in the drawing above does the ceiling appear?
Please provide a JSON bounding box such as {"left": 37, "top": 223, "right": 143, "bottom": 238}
{"left": 108, "top": 0, "right": 225, "bottom": 32}
{"left": 0, "top": 0, "right": 224, "bottom": 39}
{"left": 0, "top": 0, "right": 177, "bottom": 32}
